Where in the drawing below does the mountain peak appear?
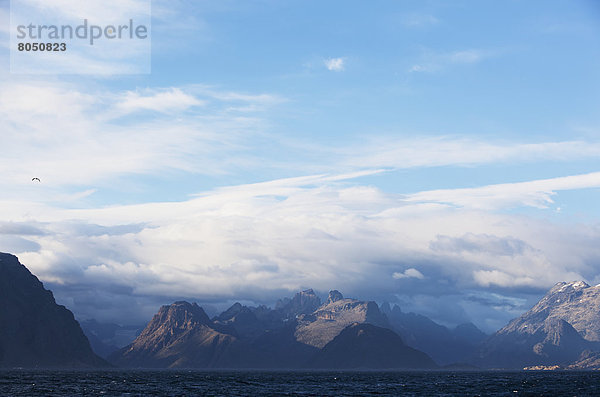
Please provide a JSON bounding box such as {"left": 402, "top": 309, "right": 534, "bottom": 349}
{"left": 570, "top": 281, "right": 590, "bottom": 288}
{"left": 216, "top": 302, "right": 244, "bottom": 322}
{"left": 552, "top": 281, "right": 590, "bottom": 293}
{"left": 275, "top": 288, "right": 321, "bottom": 318}
{"left": 326, "top": 290, "right": 344, "bottom": 304}
{"left": 152, "top": 301, "right": 210, "bottom": 330}
{"left": 113, "top": 300, "right": 246, "bottom": 368}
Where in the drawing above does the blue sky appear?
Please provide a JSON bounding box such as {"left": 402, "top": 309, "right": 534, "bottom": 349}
{"left": 1, "top": 0, "right": 600, "bottom": 332}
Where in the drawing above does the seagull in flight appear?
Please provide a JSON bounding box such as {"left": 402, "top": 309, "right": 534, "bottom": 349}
{"left": 32, "top": 177, "right": 41, "bottom": 182}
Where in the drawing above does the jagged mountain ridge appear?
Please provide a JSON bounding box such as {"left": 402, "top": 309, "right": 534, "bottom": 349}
{"left": 294, "top": 290, "right": 390, "bottom": 349}
{"left": 111, "top": 289, "right": 436, "bottom": 368}
{"left": 95, "top": 288, "right": 485, "bottom": 367}
{"left": 473, "top": 281, "right": 600, "bottom": 369}
{"left": 110, "top": 298, "right": 321, "bottom": 368}
{"left": 0, "top": 253, "right": 107, "bottom": 368}
{"left": 275, "top": 288, "right": 322, "bottom": 320}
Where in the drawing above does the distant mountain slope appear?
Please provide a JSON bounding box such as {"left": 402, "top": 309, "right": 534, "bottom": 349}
{"left": 0, "top": 253, "right": 107, "bottom": 368}
{"left": 80, "top": 319, "right": 142, "bottom": 358}
{"left": 381, "top": 302, "right": 486, "bottom": 365}
{"left": 568, "top": 350, "right": 600, "bottom": 370}
{"left": 311, "top": 323, "right": 437, "bottom": 369}
{"left": 473, "top": 281, "right": 600, "bottom": 368}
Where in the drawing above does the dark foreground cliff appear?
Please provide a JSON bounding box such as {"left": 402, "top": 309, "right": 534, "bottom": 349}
{"left": 0, "top": 253, "right": 107, "bottom": 368}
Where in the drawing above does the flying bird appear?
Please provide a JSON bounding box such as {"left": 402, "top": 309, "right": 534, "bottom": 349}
{"left": 32, "top": 177, "right": 41, "bottom": 182}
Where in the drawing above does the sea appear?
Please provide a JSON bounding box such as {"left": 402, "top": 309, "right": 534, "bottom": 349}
{"left": 1, "top": 370, "right": 599, "bottom": 396}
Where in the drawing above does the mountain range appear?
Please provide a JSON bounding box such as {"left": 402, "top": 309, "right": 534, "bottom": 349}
{"left": 3, "top": 252, "right": 600, "bottom": 370}
{"left": 109, "top": 290, "right": 436, "bottom": 369}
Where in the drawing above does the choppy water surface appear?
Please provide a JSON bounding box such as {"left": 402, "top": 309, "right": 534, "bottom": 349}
{"left": 1, "top": 370, "right": 598, "bottom": 396}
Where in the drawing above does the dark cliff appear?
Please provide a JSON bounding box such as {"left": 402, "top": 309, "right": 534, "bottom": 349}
{"left": 0, "top": 253, "right": 107, "bottom": 368}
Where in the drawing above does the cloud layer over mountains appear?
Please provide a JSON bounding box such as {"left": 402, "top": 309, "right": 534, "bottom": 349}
{"left": 1, "top": 168, "right": 599, "bottom": 331}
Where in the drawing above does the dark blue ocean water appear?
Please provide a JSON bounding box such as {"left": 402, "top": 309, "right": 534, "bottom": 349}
{"left": 0, "top": 370, "right": 598, "bottom": 396}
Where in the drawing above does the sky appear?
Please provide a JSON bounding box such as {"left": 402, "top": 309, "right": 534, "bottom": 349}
{"left": 1, "top": 0, "right": 600, "bottom": 333}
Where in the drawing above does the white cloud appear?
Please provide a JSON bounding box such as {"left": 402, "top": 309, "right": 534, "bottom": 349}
{"left": 393, "top": 268, "right": 425, "bottom": 279}
{"left": 404, "top": 171, "right": 600, "bottom": 210}
{"left": 2, "top": 80, "right": 598, "bottom": 193}
{"left": 409, "top": 49, "right": 489, "bottom": 73}
{"left": 473, "top": 270, "right": 529, "bottom": 288}
{"left": 196, "top": 88, "right": 285, "bottom": 112}
{"left": 18, "top": 0, "right": 149, "bottom": 23}
{"left": 325, "top": 57, "right": 345, "bottom": 72}
{"left": 114, "top": 88, "right": 205, "bottom": 114}
{"left": 341, "top": 137, "right": 600, "bottom": 169}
